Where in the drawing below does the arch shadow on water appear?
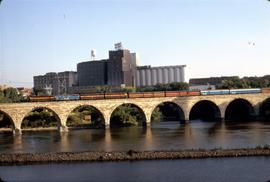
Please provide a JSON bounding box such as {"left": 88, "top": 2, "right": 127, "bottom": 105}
{"left": 189, "top": 100, "right": 221, "bottom": 122}
{"left": 225, "top": 98, "right": 255, "bottom": 122}
{"left": 21, "top": 107, "right": 61, "bottom": 132}
{"left": 110, "top": 103, "right": 147, "bottom": 128}
{"left": 0, "top": 110, "right": 15, "bottom": 133}
{"left": 259, "top": 97, "right": 270, "bottom": 122}
{"left": 67, "top": 105, "right": 105, "bottom": 129}
{"left": 151, "top": 101, "right": 185, "bottom": 128}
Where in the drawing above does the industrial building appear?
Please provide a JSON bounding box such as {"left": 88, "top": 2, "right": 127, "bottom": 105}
{"left": 77, "top": 60, "right": 107, "bottom": 86}
{"left": 135, "top": 65, "right": 186, "bottom": 87}
{"left": 33, "top": 71, "right": 77, "bottom": 95}
{"left": 33, "top": 43, "right": 187, "bottom": 95}
{"left": 107, "top": 49, "right": 136, "bottom": 87}
{"left": 76, "top": 47, "right": 137, "bottom": 90}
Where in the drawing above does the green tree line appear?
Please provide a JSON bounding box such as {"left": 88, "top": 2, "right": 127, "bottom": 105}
{"left": 217, "top": 76, "right": 270, "bottom": 89}
{"left": 94, "top": 82, "right": 189, "bottom": 93}
{"left": 67, "top": 106, "right": 104, "bottom": 128}
{"left": 0, "top": 87, "right": 25, "bottom": 103}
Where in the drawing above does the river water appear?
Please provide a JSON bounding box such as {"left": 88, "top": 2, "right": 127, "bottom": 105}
{"left": 1, "top": 120, "right": 270, "bottom": 181}
{"left": 0, "top": 157, "right": 270, "bottom": 182}
{"left": 1, "top": 120, "right": 270, "bottom": 153}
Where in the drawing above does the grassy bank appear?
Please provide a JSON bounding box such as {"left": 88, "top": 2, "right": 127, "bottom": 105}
{"left": 1, "top": 148, "right": 270, "bottom": 165}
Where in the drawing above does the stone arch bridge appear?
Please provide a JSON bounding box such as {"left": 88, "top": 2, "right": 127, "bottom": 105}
{"left": 0, "top": 93, "right": 270, "bottom": 134}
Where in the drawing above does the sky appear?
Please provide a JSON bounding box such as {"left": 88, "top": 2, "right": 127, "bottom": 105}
{"left": 0, "top": 0, "right": 270, "bottom": 87}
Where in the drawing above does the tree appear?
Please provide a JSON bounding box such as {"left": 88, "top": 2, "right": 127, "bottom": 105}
{"left": 3, "top": 87, "right": 23, "bottom": 102}
{"left": 217, "top": 75, "right": 270, "bottom": 89}
{"left": 95, "top": 86, "right": 111, "bottom": 93}
{"left": 151, "top": 107, "right": 163, "bottom": 122}
{"left": 137, "top": 82, "right": 189, "bottom": 92}
{"left": 33, "top": 88, "right": 48, "bottom": 96}
{"left": 67, "top": 106, "right": 105, "bottom": 128}
{"left": 22, "top": 109, "right": 58, "bottom": 128}
{"left": 110, "top": 104, "right": 145, "bottom": 127}
{"left": 0, "top": 90, "right": 6, "bottom": 102}
{"left": 168, "top": 82, "right": 189, "bottom": 91}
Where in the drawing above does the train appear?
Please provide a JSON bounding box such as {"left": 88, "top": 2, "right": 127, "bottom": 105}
{"left": 200, "top": 88, "right": 263, "bottom": 95}
{"left": 28, "top": 88, "right": 270, "bottom": 102}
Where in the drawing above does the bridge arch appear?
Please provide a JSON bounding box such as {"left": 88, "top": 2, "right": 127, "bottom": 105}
{"left": 0, "top": 110, "right": 15, "bottom": 131}
{"left": 66, "top": 104, "right": 105, "bottom": 129}
{"left": 150, "top": 101, "right": 185, "bottom": 123}
{"left": 225, "top": 98, "right": 255, "bottom": 122}
{"left": 21, "top": 107, "right": 62, "bottom": 130}
{"left": 259, "top": 97, "right": 270, "bottom": 121}
{"left": 109, "top": 103, "right": 147, "bottom": 127}
{"left": 189, "top": 100, "right": 221, "bottom": 121}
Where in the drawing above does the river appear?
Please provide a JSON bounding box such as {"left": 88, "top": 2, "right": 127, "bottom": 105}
{"left": 1, "top": 120, "right": 270, "bottom": 153}
{"left": 1, "top": 120, "right": 270, "bottom": 181}
{"left": 0, "top": 157, "right": 270, "bottom": 182}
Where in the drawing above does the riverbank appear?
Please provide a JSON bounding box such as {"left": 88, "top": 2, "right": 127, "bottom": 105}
{"left": 1, "top": 148, "right": 270, "bottom": 165}
{"left": 0, "top": 126, "right": 102, "bottom": 133}
{"left": 0, "top": 127, "right": 58, "bottom": 132}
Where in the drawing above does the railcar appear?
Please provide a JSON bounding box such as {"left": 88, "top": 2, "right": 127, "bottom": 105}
{"left": 128, "top": 92, "right": 145, "bottom": 98}
{"left": 104, "top": 92, "right": 127, "bottom": 99}
{"left": 80, "top": 94, "right": 105, "bottom": 100}
{"left": 29, "top": 96, "right": 55, "bottom": 102}
{"left": 262, "top": 88, "right": 270, "bottom": 93}
{"left": 141, "top": 92, "right": 155, "bottom": 98}
{"left": 153, "top": 92, "right": 166, "bottom": 97}
{"left": 200, "top": 90, "right": 230, "bottom": 95}
{"left": 178, "top": 91, "right": 190, "bottom": 96}
{"left": 165, "top": 91, "right": 182, "bottom": 97}
{"left": 55, "top": 95, "right": 80, "bottom": 101}
{"left": 186, "top": 91, "right": 201, "bottom": 96}
{"left": 128, "top": 92, "right": 153, "bottom": 98}
{"left": 229, "top": 88, "right": 261, "bottom": 94}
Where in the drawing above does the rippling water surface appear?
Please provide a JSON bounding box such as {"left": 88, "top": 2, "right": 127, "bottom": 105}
{"left": 0, "top": 157, "right": 270, "bottom": 182}
{"left": 1, "top": 120, "right": 270, "bottom": 153}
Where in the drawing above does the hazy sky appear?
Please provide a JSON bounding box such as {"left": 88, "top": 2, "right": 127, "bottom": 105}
{"left": 0, "top": 0, "right": 270, "bottom": 87}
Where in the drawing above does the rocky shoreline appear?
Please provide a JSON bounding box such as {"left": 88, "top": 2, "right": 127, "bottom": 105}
{"left": 0, "top": 148, "right": 270, "bottom": 165}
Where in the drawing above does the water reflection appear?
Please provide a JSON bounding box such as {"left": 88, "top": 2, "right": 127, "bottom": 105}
{"left": 1, "top": 157, "right": 270, "bottom": 182}
{"left": 0, "top": 120, "right": 270, "bottom": 153}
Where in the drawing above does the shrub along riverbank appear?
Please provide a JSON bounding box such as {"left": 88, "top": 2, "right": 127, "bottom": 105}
{"left": 1, "top": 147, "right": 270, "bottom": 165}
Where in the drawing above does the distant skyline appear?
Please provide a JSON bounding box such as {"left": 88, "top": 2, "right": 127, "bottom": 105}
{"left": 0, "top": 0, "right": 270, "bottom": 87}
